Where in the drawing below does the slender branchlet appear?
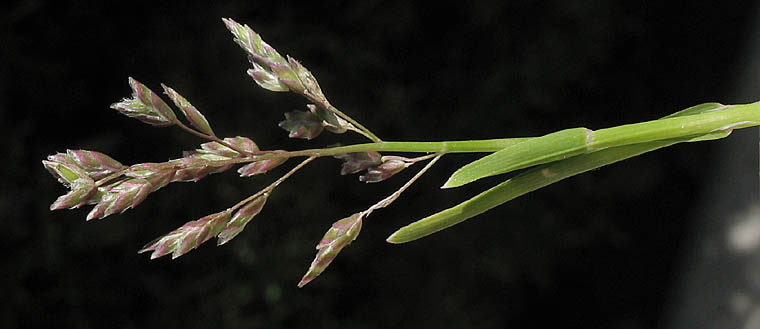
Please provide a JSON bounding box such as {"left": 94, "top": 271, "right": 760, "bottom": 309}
{"left": 298, "top": 154, "right": 443, "bottom": 287}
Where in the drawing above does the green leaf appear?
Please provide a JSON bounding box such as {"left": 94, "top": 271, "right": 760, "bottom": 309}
{"left": 661, "top": 102, "right": 726, "bottom": 119}
{"left": 443, "top": 128, "right": 591, "bottom": 188}
{"left": 389, "top": 139, "right": 700, "bottom": 243}
{"left": 388, "top": 102, "right": 734, "bottom": 243}
{"left": 443, "top": 102, "right": 733, "bottom": 188}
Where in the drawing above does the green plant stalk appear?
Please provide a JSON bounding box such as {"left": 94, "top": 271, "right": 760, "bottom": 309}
{"left": 282, "top": 138, "right": 533, "bottom": 157}
{"left": 85, "top": 138, "right": 534, "bottom": 192}
{"left": 443, "top": 102, "right": 760, "bottom": 188}
{"left": 249, "top": 102, "right": 760, "bottom": 165}
{"left": 204, "top": 138, "right": 533, "bottom": 171}
{"left": 386, "top": 131, "right": 730, "bottom": 244}
{"left": 234, "top": 102, "right": 760, "bottom": 177}
{"left": 386, "top": 102, "right": 738, "bottom": 244}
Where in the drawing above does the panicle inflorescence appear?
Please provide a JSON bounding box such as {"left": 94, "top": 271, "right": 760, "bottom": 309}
{"left": 44, "top": 18, "right": 442, "bottom": 288}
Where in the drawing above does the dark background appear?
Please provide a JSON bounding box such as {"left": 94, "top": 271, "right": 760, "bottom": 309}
{"left": 2, "top": 1, "right": 758, "bottom": 328}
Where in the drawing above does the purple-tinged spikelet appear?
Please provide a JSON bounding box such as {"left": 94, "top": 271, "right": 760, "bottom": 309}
{"left": 139, "top": 210, "right": 233, "bottom": 259}
{"left": 334, "top": 152, "right": 383, "bottom": 175}
{"left": 65, "top": 150, "right": 126, "bottom": 180}
{"left": 86, "top": 178, "right": 153, "bottom": 220}
{"left": 49, "top": 178, "right": 96, "bottom": 210}
{"left": 124, "top": 163, "right": 176, "bottom": 190}
{"left": 307, "top": 104, "right": 348, "bottom": 134}
{"left": 162, "top": 84, "right": 216, "bottom": 136}
{"left": 110, "top": 78, "right": 177, "bottom": 126}
{"left": 238, "top": 155, "right": 288, "bottom": 177}
{"left": 223, "top": 17, "right": 330, "bottom": 101}
{"left": 222, "top": 18, "right": 297, "bottom": 92}
{"left": 217, "top": 195, "right": 268, "bottom": 245}
{"left": 44, "top": 150, "right": 125, "bottom": 183}
{"left": 298, "top": 213, "right": 363, "bottom": 287}
{"left": 194, "top": 136, "right": 259, "bottom": 159}
{"left": 360, "top": 159, "right": 409, "bottom": 183}
{"left": 278, "top": 110, "right": 324, "bottom": 139}
{"left": 43, "top": 150, "right": 127, "bottom": 211}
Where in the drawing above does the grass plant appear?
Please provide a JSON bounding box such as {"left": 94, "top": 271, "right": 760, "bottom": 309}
{"left": 43, "top": 18, "right": 760, "bottom": 287}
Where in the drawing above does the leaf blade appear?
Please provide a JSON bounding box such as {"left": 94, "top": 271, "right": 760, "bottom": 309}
{"left": 443, "top": 128, "right": 591, "bottom": 188}
{"left": 389, "top": 103, "right": 735, "bottom": 243}
{"left": 443, "top": 102, "right": 734, "bottom": 189}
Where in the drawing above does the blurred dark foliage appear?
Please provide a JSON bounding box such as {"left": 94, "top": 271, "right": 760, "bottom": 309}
{"left": 1, "top": 1, "right": 757, "bottom": 328}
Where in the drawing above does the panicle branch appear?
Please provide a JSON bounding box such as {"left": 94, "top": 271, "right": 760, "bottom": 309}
{"left": 298, "top": 154, "right": 443, "bottom": 287}
{"left": 43, "top": 136, "right": 291, "bottom": 220}
{"left": 222, "top": 17, "right": 381, "bottom": 142}
{"left": 139, "top": 156, "right": 316, "bottom": 259}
